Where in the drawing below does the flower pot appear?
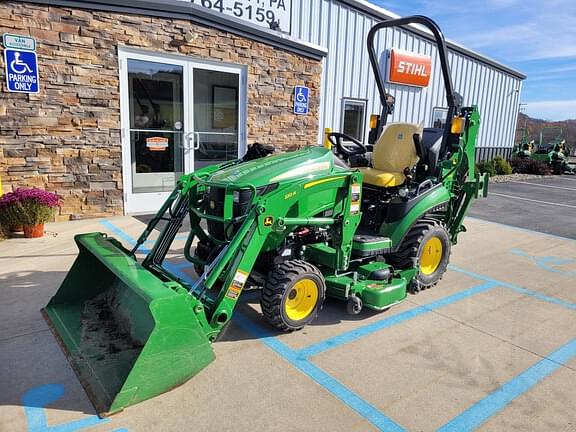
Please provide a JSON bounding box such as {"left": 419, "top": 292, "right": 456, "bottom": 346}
{"left": 23, "top": 224, "right": 44, "bottom": 238}
{"left": 9, "top": 224, "right": 24, "bottom": 232}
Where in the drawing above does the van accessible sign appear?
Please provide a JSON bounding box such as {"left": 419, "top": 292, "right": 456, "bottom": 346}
{"left": 3, "top": 33, "right": 36, "bottom": 51}
{"left": 3, "top": 34, "right": 39, "bottom": 94}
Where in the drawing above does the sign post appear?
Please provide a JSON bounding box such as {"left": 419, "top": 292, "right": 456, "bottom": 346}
{"left": 293, "top": 86, "right": 309, "bottom": 115}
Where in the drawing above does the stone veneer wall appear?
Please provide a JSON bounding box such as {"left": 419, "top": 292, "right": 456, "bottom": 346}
{"left": 0, "top": 2, "right": 322, "bottom": 219}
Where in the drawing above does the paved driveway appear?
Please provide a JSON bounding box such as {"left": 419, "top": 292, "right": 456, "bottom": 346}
{"left": 469, "top": 176, "right": 576, "bottom": 239}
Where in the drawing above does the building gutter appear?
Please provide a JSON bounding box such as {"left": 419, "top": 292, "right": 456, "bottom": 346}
{"left": 21, "top": 0, "right": 328, "bottom": 61}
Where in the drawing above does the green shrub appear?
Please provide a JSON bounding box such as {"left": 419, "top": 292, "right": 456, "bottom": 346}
{"left": 476, "top": 160, "right": 496, "bottom": 177}
{"left": 510, "top": 158, "right": 552, "bottom": 175}
{"left": 493, "top": 156, "right": 513, "bottom": 175}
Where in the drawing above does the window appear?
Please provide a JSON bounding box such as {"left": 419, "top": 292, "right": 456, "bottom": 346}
{"left": 341, "top": 99, "right": 367, "bottom": 141}
{"left": 431, "top": 107, "right": 448, "bottom": 129}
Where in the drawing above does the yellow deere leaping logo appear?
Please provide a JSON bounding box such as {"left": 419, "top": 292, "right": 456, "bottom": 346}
{"left": 263, "top": 216, "right": 274, "bottom": 227}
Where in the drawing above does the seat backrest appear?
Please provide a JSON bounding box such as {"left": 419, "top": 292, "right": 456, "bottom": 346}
{"left": 422, "top": 128, "right": 443, "bottom": 176}
{"left": 372, "top": 123, "right": 423, "bottom": 173}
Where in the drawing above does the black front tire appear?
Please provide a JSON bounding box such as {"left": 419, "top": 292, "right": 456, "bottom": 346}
{"left": 388, "top": 220, "right": 451, "bottom": 292}
{"left": 261, "top": 260, "right": 325, "bottom": 332}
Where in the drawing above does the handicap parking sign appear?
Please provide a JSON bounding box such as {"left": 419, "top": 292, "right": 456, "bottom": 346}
{"left": 4, "top": 48, "right": 39, "bottom": 93}
{"left": 294, "top": 86, "right": 309, "bottom": 115}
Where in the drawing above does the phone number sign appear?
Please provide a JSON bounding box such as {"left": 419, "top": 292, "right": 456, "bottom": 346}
{"left": 186, "top": 0, "right": 291, "bottom": 33}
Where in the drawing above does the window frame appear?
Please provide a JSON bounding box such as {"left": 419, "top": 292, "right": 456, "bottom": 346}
{"left": 340, "top": 98, "right": 368, "bottom": 142}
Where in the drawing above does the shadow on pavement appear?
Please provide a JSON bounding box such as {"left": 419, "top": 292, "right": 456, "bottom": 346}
{"left": 0, "top": 270, "right": 100, "bottom": 416}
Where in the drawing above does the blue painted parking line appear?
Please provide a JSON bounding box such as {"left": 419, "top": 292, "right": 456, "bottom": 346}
{"left": 450, "top": 265, "right": 576, "bottom": 311}
{"left": 438, "top": 338, "right": 576, "bottom": 432}
{"left": 510, "top": 248, "right": 576, "bottom": 277}
{"left": 22, "top": 383, "right": 111, "bottom": 432}
{"left": 297, "top": 282, "right": 497, "bottom": 359}
{"left": 100, "top": 220, "right": 151, "bottom": 254}
{"left": 234, "top": 314, "right": 406, "bottom": 432}
{"left": 100, "top": 220, "right": 404, "bottom": 431}
{"left": 99, "top": 219, "right": 576, "bottom": 431}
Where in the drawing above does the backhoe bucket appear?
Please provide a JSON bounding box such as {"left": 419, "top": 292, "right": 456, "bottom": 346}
{"left": 42, "top": 233, "right": 215, "bottom": 416}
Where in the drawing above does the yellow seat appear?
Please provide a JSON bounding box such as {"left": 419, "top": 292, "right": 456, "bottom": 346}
{"left": 359, "top": 123, "right": 423, "bottom": 187}
{"left": 358, "top": 169, "right": 405, "bottom": 187}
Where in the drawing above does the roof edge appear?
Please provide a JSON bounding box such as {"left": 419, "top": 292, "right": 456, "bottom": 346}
{"left": 21, "top": 0, "right": 328, "bottom": 61}
{"left": 338, "top": 0, "right": 527, "bottom": 80}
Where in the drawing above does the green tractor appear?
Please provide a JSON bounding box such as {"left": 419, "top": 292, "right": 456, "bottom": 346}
{"left": 43, "top": 16, "right": 488, "bottom": 416}
{"left": 532, "top": 126, "right": 564, "bottom": 163}
{"left": 530, "top": 127, "right": 574, "bottom": 174}
{"left": 512, "top": 126, "right": 534, "bottom": 159}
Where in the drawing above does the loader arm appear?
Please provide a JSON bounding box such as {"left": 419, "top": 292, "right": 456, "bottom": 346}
{"left": 139, "top": 167, "right": 363, "bottom": 338}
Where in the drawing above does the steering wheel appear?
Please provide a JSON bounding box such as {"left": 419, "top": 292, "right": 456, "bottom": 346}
{"left": 327, "top": 132, "right": 367, "bottom": 158}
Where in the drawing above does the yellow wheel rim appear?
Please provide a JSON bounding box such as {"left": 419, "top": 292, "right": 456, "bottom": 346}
{"left": 420, "top": 237, "right": 443, "bottom": 275}
{"left": 285, "top": 278, "right": 319, "bottom": 321}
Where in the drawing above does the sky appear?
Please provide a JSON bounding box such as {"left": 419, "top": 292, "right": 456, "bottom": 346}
{"left": 370, "top": 0, "right": 576, "bottom": 121}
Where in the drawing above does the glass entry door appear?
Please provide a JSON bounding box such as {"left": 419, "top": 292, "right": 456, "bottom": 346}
{"left": 120, "top": 50, "right": 245, "bottom": 214}
{"left": 193, "top": 68, "right": 240, "bottom": 170}
{"left": 128, "top": 59, "right": 185, "bottom": 194}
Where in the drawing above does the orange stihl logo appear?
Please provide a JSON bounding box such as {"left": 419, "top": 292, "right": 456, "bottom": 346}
{"left": 388, "top": 49, "right": 432, "bottom": 87}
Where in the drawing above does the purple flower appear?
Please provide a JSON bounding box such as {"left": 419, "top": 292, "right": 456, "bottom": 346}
{"left": 12, "top": 188, "right": 62, "bottom": 208}
{"left": 0, "top": 191, "right": 20, "bottom": 208}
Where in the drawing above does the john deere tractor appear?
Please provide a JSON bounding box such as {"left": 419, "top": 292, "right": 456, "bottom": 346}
{"left": 43, "top": 16, "right": 488, "bottom": 416}
{"left": 512, "top": 127, "right": 534, "bottom": 159}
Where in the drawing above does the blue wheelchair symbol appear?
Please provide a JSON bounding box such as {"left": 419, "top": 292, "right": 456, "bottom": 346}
{"left": 22, "top": 383, "right": 128, "bottom": 432}
{"left": 294, "top": 86, "right": 309, "bottom": 115}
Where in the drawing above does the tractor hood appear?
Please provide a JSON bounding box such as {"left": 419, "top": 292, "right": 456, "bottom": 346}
{"left": 207, "top": 146, "right": 340, "bottom": 187}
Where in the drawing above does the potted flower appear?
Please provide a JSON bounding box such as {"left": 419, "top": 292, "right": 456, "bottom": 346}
{"left": 0, "top": 191, "right": 27, "bottom": 233}
{"left": 14, "top": 188, "right": 61, "bottom": 238}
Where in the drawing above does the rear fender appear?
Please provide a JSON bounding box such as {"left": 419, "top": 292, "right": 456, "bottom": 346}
{"left": 379, "top": 184, "right": 450, "bottom": 249}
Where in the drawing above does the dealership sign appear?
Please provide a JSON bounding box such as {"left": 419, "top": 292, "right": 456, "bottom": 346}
{"left": 180, "top": 0, "right": 292, "bottom": 33}
{"left": 387, "top": 49, "right": 432, "bottom": 88}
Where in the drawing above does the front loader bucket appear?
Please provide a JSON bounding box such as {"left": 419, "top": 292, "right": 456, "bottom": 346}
{"left": 42, "top": 233, "right": 215, "bottom": 416}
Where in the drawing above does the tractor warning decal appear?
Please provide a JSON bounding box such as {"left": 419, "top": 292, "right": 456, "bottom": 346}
{"left": 226, "top": 269, "right": 249, "bottom": 300}
{"left": 264, "top": 216, "right": 274, "bottom": 227}
{"left": 350, "top": 183, "right": 361, "bottom": 214}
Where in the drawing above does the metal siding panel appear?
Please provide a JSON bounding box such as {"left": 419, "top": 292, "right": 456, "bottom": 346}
{"left": 304, "top": 0, "right": 520, "bottom": 152}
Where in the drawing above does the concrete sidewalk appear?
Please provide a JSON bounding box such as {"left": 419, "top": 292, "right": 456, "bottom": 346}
{"left": 1, "top": 216, "right": 575, "bottom": 432}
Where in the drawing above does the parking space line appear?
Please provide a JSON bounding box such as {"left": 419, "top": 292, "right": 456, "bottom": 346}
{"left": 489, "top": 193, "right": 576, "bottom": 209}
{"left": 99, "top": 220, "right": 576, "bottom": 432}
{"left": 296, "top": 282, "right": 497, "bottom": 359}
{"left": 449, "top": 265, "right": 576, "bottom": 311}
{"left": 437, "top": 338, "right": 576, "bottom": 432}
{"left": 233, "top": 314, "right": 406, "bottom": 432}
{"left": 508, "top": 180, "right": 576, "bottom": 191}
{"left": 98, "top": 221, "right": 404, "bottom": 431}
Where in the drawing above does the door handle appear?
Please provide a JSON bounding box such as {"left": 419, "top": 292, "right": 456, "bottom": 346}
{"left": 183, "top": 132, "right": 193, "bottom": 151}
{"left": 193, "top": 132, "right": 201, "bottom": 151}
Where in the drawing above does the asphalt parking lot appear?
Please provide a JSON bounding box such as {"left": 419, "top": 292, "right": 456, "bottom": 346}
{"left": 469, "top": 176, "right": 576, "bottom": 239}
{"left": 1, "top": 211, "right": 575, "bottom": 431}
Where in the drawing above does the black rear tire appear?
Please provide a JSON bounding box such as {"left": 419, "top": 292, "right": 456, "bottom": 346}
{"left": 261, "top": 260, "right": 325, "bottom": 332}
{"left": 387, "top": 220, "right": 451, "bottom": 292}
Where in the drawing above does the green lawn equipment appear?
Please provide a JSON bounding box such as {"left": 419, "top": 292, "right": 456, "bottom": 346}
{"left": 512, "top": 127, "right": 534, "bottom": 160}
{"left": 43, "top": 15, "right": 488, "bottom": 416}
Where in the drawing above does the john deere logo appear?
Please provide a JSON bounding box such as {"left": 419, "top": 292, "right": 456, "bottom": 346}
{"left": 264, "top": 216, "right": 274, "bottom": 227}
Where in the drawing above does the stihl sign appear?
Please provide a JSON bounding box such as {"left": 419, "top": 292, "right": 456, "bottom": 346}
{"left": 387, "top": 49, "right": 432, "bottom": 87}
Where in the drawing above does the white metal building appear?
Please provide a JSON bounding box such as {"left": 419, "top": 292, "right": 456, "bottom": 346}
{"left": 289, "top": 0, "right": 526, "bottom": 160}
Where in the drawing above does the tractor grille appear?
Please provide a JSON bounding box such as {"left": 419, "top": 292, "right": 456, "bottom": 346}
{"left": 204, "top": 184, "right": 278, "bottom": 241}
